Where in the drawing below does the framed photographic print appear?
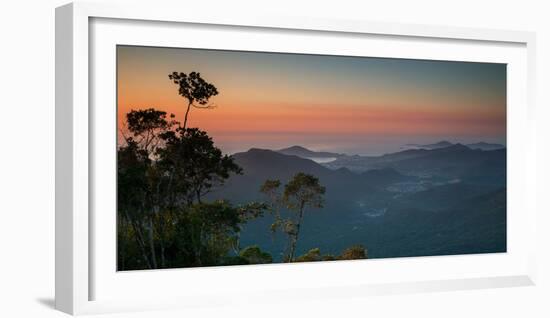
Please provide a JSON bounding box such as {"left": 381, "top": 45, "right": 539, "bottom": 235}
{"left": 56, "top": 2, "right": 537, "bottom": 315}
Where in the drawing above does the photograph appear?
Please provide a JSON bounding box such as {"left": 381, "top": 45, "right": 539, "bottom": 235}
{"left": 116, "top": 45, "right": 507, "bottom": 271}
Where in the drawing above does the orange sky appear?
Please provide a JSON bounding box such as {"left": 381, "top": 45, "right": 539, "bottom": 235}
{"left": 117, "top": 46, "right": 506, "bottom": 155}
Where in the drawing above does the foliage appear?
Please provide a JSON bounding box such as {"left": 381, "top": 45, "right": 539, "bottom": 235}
{"left": 295, "top": 248, "right": 322, "bottom": 262}
{"left": 239, "top": 245, "right": 273, "bottom": 264}
{"left": 118, "top": 93, "right": 252, "bottom": 269}
{"left": 126, "top": 108, "right": 177, "bottom": 137}
{"left": 157, "top": 127, "right": 242, "bottom": 205}
{"left": 124, "top": 108, "right": 178, "bottom": 156}
{"left": 170, "top": 201, "right": 242, "bottom": 267}
{"left": 283, "top": 172, "right": 326, "bottom": 212}
{"left": 260, "top": 173, "right": 326, "bottom": 262}
{"left": 168, "top": 71, "right": 219, "bottom": 129}
{"left": 295, "top": 246, "right": 367, "bottom": 262}
{"left": 339, "top": 245, "right": 367, "bottom": 260}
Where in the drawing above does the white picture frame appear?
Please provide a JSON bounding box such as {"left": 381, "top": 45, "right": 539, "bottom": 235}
{"left": 55, "top": 1, "right": 537, "bottom": 315}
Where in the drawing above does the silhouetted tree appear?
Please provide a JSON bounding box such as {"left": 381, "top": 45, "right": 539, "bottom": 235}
{"left": 118, "top": 107, "right": 246, "bottom": 269}
{"left": 158, "top": 127, "right": 242, "bottom": 205}
{"left": 260, "top": 179, "right": 285, "bottom": 235}
{"left": 338, "top": 245, "right": 367, "bottom": 260}
{"left": 124, "top": 108, "right": 178, "bottom": 156}
{"left": 239, "top": 245, "right": 273, "bottom": 264}
{"left": 119, "top": 109, "right": 178, "bottom": 269}
{"left": 294, "top": 246, "right": 367, "bottom": 262}
{"left": 118, "top": 139, "right": 154, "bottom": 268}
{"left": 153, "top": 127, "right": 242, "bottom": 268}
{"left": 260, "top": 173, "right": 325, "bottom": 262}
{"left": 283, "top": 173, "right": 325, "bottom": 261}
{"left": 295, "top": 248, "right": 322, "bottom": 262}
{"left": 168, "top": 72, "right": 219, "bottom": 130}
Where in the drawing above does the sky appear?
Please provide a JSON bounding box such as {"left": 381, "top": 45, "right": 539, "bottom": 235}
{"left": 117, "top": 45, "right": 506, "bottom": 155}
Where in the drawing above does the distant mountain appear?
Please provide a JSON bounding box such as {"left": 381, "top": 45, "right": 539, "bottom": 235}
{"left": 405, "top": 141, "right": 454, "bottom": 150}
{"left": 324, "top": 144, "right": 506, "bottom": 186}
{"left": 431, "top": 143, "right": 471, "bottom": 152}
{"left": 466, "top": 142, "right": 505, "bottom": 151}
{"left": 209, "top": 148, "right": 376, "bottom": 203}
{"left": 232, "top": 148, "right": 333, "bottom": 181}
{"left": 405, "top": 140, "right": 505, "bottom": 151}
{"left": 380, "top": 146, "right": 506, "bottom": 183}
{"left": 277, "top": 145, "right": 343, "bottom": 159}
{"left": 221, "top": 150, "right": 417, "bottom": 198}
{"left": 385, "top": 143, "right": 470, "bottom": 161}
{"left": 324, "top": 143, "right": 470, "bottom": 173}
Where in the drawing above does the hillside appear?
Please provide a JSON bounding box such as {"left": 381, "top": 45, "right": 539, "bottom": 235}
{"left": 204, "top": 146, "right": 506, "bottom": 261}
{"left": 277, "top": 145, "right": 344, "bottom": 159}
{"left": 324, "top": 144, "right": 506, "bottom": 185}
{"left": 404, "top": 140, "right": 505, "bottom": 151}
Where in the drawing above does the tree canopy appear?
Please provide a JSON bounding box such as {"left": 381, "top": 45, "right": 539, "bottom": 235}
{"left": 168, "top": 71, "right": 219, "bottom": 129}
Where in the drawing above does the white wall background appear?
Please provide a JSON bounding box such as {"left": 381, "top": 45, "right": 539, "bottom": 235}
{"left": 0, "top": 0, "right": 548, "bottom": 317}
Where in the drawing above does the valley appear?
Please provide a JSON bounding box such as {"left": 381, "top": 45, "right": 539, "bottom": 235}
{"left": 207, "top": 142, "right": 507, "bottom": 261}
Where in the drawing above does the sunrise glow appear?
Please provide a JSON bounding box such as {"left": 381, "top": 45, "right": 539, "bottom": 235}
{"left": 117, "top": 46, "right": 506, "bottom": 155}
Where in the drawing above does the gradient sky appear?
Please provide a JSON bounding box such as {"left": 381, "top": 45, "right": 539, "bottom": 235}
{"left": 117, "top": 45, "right": 506, "bottom": 155}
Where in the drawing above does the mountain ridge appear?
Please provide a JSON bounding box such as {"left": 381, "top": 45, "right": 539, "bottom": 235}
{"left": 276, "top": 145, "right": 344, "bottom": 158}
{"left": 404, "top": 140, "right": 505, "bottom": 151}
